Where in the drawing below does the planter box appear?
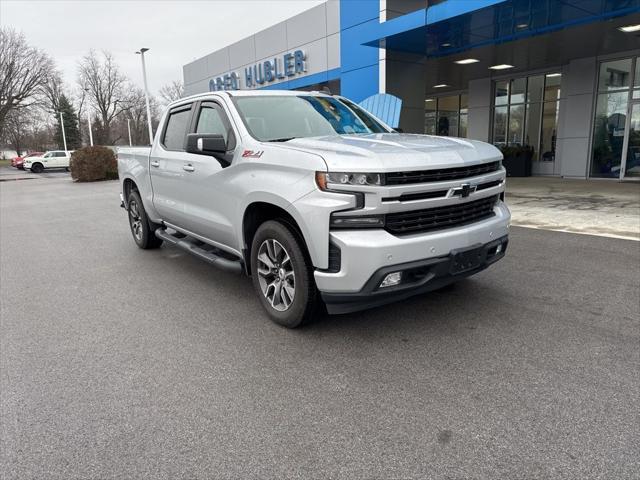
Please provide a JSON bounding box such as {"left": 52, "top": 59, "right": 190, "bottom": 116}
{"left": 502, "top": 151, "right": 533, "bottom": 177}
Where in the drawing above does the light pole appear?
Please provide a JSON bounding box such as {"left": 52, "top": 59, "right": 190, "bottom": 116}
{"left": 59, "top": 111, "right": 68, "bottom": 152}
{"left": 127, "top": 119, "right": 132, "bottom": 146}
{"left": 87, "top": 111, "right": 94, "bottom": 146}
{"left": 84, "top": 88, "right": 94, "bottom": 146}
{"left": 136, "top": 47, "right": 154, "bottom": 145}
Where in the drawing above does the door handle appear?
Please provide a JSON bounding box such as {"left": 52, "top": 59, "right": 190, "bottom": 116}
{"left": 150, "top": 161, "right": 160, "bottom": 167}
{"left": 183, "top": 164, "right": 195, "bottom": 172}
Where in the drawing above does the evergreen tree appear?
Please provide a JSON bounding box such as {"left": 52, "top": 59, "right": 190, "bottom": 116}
{"left": 54, "top": 94, "right": 81, "bottom": 150}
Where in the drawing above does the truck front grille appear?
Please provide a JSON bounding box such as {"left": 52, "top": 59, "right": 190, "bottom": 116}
{"left": 385, "top": 161, "right": 500, "bottom": 185}
{"left": 385, "top": 195, "right": 499, "bottom": 235}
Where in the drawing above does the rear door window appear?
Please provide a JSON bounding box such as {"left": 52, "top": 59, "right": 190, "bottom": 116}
{"left": 163, "top": 107, "right": 192, "bottom": 150}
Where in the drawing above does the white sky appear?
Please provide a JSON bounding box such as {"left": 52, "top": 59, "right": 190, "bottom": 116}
{"left": 1, "top": 0, "right": 325, "bottom": 96}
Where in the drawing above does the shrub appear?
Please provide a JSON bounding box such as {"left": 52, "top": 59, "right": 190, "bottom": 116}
{"left": 70, "top": 146, "right": 118, "bottom": 182}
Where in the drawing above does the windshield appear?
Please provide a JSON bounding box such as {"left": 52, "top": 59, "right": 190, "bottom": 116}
{"left": 233, "top": 95, "right": 389, "bottom": 142}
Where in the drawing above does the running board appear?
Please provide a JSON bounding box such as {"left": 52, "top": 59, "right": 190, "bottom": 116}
{"left": 155, "top": 229, "right": 243, "bottom": 274}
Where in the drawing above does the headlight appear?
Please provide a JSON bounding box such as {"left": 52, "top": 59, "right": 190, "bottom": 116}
{"left": 316, "top": 171, "right": 382, "bottom": 190}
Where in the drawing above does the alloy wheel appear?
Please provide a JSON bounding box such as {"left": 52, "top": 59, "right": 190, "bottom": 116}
{"left": 128, "top": 200, "right": 143, "bottom": 242}
{"left": 256, "top": 239, "right": 295, "bottom": 311}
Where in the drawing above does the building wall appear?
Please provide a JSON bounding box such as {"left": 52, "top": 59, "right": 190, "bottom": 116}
{"left": 557, "top": 57, "right": 598, "bottom": 178}
{"left": 465, "top": 56, "right": 611, "bottom": 179}
{"left": 183, "top": 1, "right": 341, "bottom": 95}
{"left": 384, "top": 50, "right": 426, "bottom": 132}
{"left": 338, "top": 0, "right": 380, "bottom": 102}
{"left": 182, "top": 0, "right": 384, "bottom": 103}
{"left": 467, "top": 78, "right": 492, "bottom": 142}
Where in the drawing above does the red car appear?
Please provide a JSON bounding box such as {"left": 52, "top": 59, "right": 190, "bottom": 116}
{"left": 11, "top": 152, "right": 44, "bottom": 169}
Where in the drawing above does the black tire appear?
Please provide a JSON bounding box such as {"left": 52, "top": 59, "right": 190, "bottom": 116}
{"left": 31, "top": 163, "right": 44, "bottom": 173}
{"left": 127, "top": 190, "right": 163, "bottom": 249}
{"left": 250, "top": 220, "right": 319, "bottom": 328}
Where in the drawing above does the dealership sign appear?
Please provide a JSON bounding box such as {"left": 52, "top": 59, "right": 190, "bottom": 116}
{"left": 209, "top": 50, "right": 306, "bottom": 91}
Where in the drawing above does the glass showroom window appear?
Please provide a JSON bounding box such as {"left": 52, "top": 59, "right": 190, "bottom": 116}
{"left": 425, "top": 94, "right": 468, "bottom": 137}
{"left": 491, "top": 74, "right": 561, "bottom": 162}
{"left": 590, "top": 57, "right": 640, "bottom": 178}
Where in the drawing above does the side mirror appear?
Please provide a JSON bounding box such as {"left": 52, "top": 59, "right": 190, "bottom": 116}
{"left": 186, "top": 133, "right": 227, "bottom": 155}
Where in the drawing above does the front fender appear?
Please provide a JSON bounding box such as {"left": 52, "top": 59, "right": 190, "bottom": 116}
{"left": 237, "top": 189, "right": 355, "bottom": 269}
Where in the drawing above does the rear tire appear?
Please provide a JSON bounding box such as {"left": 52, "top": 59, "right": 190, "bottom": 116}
{"left": 250, "top": 220, "right": 319, "bottom": 328}
{"left": 31, "top": 163, "right": 44, "bottom": 173}
{"left": 127, "top": 190, "right": 163, "bottom": 249}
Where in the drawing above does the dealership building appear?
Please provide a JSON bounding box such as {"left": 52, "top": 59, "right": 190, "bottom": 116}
{"left": 183, "top": 0, "right": 640, "bottom": 180}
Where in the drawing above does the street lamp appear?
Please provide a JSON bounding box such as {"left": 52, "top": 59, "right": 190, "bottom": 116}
{"left": 86, "top": 111, "right": 94, "bottom": 146}
{"left": 127, "top": 119, "right": 132, "bottom": 146}
{"left": 58, "top": 111, "right": 68, "bottom": 152}
{"left": 136, "top": 47, "right": 154, "bottom": 145}
{"left": 84, "top": 88, "right": 94, "bottom": 146}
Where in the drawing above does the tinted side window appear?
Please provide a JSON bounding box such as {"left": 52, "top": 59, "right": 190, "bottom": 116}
{"left": 163, "top": 108, "right": 191, "bottom": 150}
{"left": 196, "top": 106, "right": 228, "bottom": 142}
{"left": 55, "top": 152, "right": 66, "bottom": 157}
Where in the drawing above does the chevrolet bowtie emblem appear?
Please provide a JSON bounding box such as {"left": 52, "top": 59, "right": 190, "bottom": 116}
{"left": 452, "top": 183, "right": 477, "bottom": 198}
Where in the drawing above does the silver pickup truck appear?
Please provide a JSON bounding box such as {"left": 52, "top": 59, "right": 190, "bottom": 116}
{"left": 118, "top": 90, "right": 510, "bottom": 327}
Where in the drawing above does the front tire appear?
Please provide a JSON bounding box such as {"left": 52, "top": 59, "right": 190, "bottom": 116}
{"left": 31, "top": 163, "right": 44, "bottom": 173}
{"left": 250, "top": 220, "right": 319, "bottom": 328}
{"left": 127, "top": 190, "right": 163, "bottom": 249}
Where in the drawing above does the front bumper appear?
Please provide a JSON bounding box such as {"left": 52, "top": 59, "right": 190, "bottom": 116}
{"left": 321, "top": 234, "right": 508, "bottom": 314}
{"left": 314, "top": 201, "right": 510, "bottom": 310}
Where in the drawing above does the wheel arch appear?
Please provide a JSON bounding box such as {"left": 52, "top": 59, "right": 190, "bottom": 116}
{"left": 242, "top": 201, "right": 315, "bottom": 276}
{"left": 122, "top": 177, "right": 138, "bottom": 207}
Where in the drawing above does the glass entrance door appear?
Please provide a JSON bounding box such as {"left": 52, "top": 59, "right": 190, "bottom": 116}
{"left": 622, "top": 102, "right": 640, "bottom": 178}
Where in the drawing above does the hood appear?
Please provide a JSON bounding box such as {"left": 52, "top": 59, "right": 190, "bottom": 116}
{"left": 278, "top": 133, "right": 502, "bottom": 172}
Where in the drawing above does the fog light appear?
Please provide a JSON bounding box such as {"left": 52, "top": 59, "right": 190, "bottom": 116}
{"left": 380, "top": 271, "right": 402, "bottom": 288}
{"left": 496, "top": 244, "right": 502, "bottom": 254}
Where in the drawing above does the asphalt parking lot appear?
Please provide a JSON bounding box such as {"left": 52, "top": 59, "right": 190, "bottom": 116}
{"left": 1, "top": 175, "right": 639, "bottom": 479}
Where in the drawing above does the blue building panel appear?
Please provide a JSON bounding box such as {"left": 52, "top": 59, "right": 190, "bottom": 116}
{"left": 339, "top": 0, "right": 380, "bottom": 103}
{"left": 338, "top": 0, "right": 380, "bottom": 29}
{"left": 340, "top": 64, "right": 379, "bottom": 103}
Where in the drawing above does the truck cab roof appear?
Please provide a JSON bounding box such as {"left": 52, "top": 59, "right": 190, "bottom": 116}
{"left": 168, "top": 89, "right": 333, "bottom": 109}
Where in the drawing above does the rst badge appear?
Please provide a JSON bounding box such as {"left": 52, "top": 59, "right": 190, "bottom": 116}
{"left": 242, "top": 150, "right": 264, "bottom": 158}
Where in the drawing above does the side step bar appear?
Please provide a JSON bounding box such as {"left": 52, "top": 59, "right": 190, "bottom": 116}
{"left": 155, "top": 229, "right": 243, "bottom": 274}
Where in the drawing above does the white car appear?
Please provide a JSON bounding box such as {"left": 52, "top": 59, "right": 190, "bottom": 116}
{"left": 24, "top": 150, "right": 72, "bottom": 173}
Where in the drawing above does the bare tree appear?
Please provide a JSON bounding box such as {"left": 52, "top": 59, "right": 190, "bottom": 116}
{"left": 0, "top": 28, "right": 54, "bottom": 137}
{"left": 112, "top": 86, "right": 160, "bottom": 146}
{"left": 77, "top": 50, "right": 130, "bottom": 144}
{"left": 2, "top": 108, "right": 31, "bottom": 155}
{"left": 42, "top": 69, "right": 64, "bottom": 113}
{"left": 0, "top": 105, "right": 53, "bottom": 154}
{"left": 159, "top": 80, "right": 184, "bottom": 106}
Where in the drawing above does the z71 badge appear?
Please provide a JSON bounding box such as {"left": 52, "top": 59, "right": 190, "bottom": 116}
{"left": 242, "top": 150, "right": 264, "bottom": 158}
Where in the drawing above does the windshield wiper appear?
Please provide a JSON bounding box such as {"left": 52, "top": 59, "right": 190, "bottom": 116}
{"left": 266, "top": 137, "right": 297, "bottom": 142}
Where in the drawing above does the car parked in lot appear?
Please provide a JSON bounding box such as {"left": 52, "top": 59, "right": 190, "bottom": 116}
{"left": 24, "top": 150, "right": 72, "bottom": 173}
{"left": 118, "top": 90, "right": 510, "bottom": 327}
{"left": 11, "top": 152, "right": 44, "bottom": 169}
